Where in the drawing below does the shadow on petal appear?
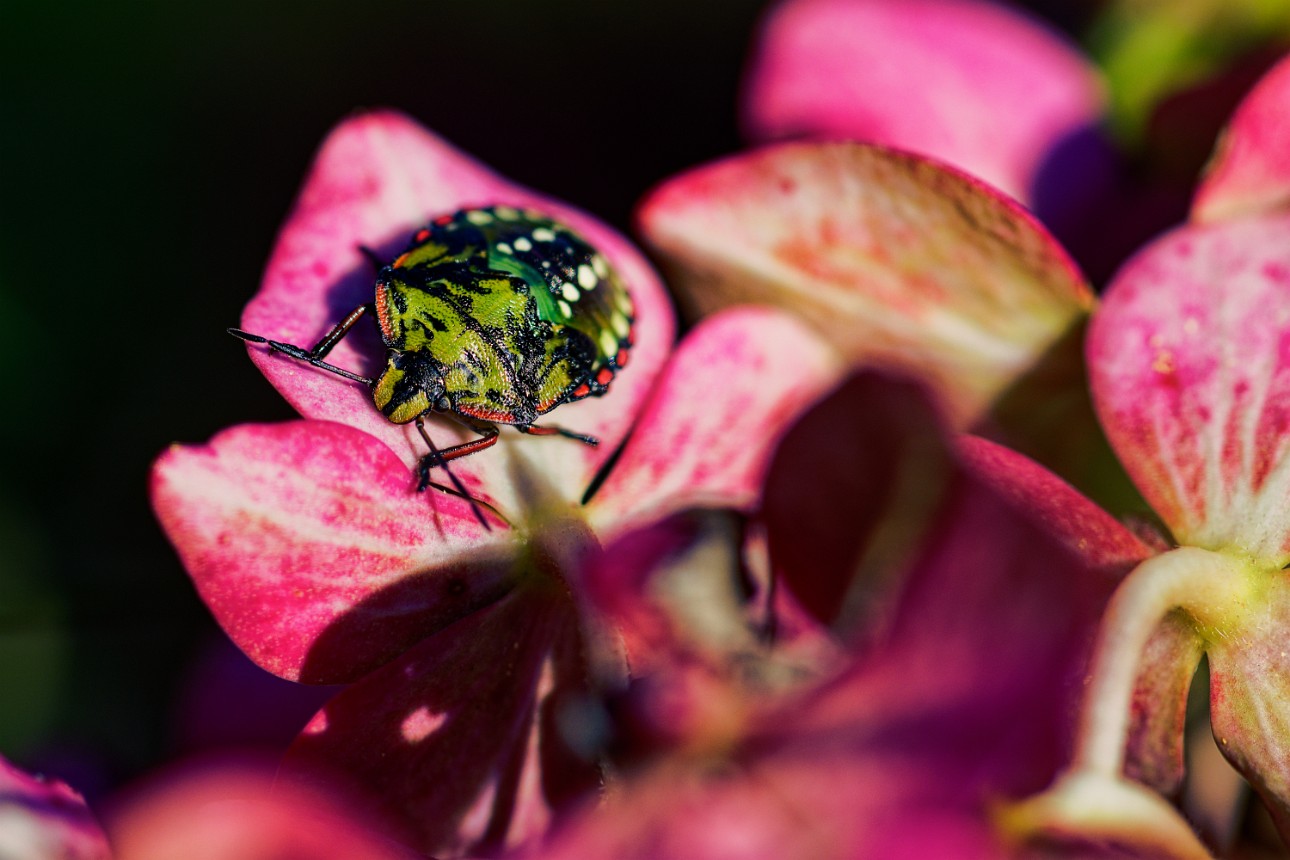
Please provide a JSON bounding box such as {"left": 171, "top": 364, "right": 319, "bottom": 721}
{"left": 287, "top": 583, "right": 602, "bottom": 858}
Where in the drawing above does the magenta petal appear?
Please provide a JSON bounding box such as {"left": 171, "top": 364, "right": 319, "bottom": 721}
{"left": 588, "top": 307, "right": 840, "bottom": 534}
{"left": 794, "top": 464, "right": 1116, "bottom": 801}
{"left": 761, "top": 373, "right": 1144, "bottom": 634}
{"left": 0, "top": 757, "right": 110, "bottom": 860}
{"left": 761, "top": 372, "right": 956, "bottom": 631}
{"left": 243, "top": 110, "right": 674, "bottom": 511}
{"left": 1089, "top": 214, "right": 1290, "bottom": 563}
{"left": 637, "top": 141, "right": 1092, "bottom": 425}
{"left": 743, "top": 0, "right": 1105, "bottom": 204}
{"left": 1193, "top": 55, "right": 1290, "bottom": 224}
{"left": 285, "top": 585, "right": 598, "bottom": 858}
{"left": 151, "top": 420, "right": 518, "bottom": 683}
{"left": 1207, "top": 578, "right": 1290, "bottom": 843}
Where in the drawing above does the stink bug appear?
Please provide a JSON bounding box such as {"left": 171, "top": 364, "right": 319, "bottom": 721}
{"left": 230, "top": 206, "right": 636, "bottom": 526}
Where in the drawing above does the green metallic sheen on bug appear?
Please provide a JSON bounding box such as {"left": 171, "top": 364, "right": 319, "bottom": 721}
{"left": 228, "top": 206, "right": 636, "bottom": 503}
{"left": 373, "top": 206, "right": 635, "bottom": 426}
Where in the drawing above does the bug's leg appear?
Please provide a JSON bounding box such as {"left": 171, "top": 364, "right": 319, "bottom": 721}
{"left": 518, "top": 424, "right": 599, "bottom": 447}
{"left": 414, "top": 417, "right": 495, "bottom": 531}
{"left": 228, "top": 304, "right": 376, "bottom": 385}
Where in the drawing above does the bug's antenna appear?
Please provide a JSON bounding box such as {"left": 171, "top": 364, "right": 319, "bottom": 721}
{"left": 416, "top": 417, "right": 491, "bottom": 531}
{"left": 228, "top": 328, "right": 376, "bottom": 386}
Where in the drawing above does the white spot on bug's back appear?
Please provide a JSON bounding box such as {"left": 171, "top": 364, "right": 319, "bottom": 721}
{"left": 496, "top": 206, "right": 519, "bottom": 220}
{"left": 532, "top": 227, "right": 556, "bottom": 242}
{"left": 599, "top": 328, "right": 617, "bottom": 356}
{"left": 577, "top": 265, "right": 597, "bottom": 289}
{"left": 559, "top": 299, "right": 572, "bottom": 318}
{"left": 612, "top": 312, "right": 630, "bottom": 337}
{"left": 496, "top": 242, "right": 513, "bottom": 254}
{"left": 513, "top": 236, "right": 532, "bottom": 252}
{"left": 591, "top": 255, "right": 608, "bottom": 278}
{"left": 562, "top": 282, "right": 580, "bottom": 302}
{"left": 466, "top": 210, "right": 493, "bottom": 224}
{"left": 401, "top": 706, "right": 448, "bottom": 742}
{"left": 542, "top": 260, "right": 552, "bottom": 269}
{"left": 616, "top": 292, "right": 634, "bottom": 314}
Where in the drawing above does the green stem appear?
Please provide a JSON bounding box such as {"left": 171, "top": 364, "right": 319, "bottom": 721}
{"left": 1073, "top": 546, "right": 1254, "bottom": 776}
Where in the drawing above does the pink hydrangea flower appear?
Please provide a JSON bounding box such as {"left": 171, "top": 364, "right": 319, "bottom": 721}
{"left": 515, "top": 374, "right": 1143, "bottom": 859}
{"left": 150, "top": 111, "right": 842, "bottom": 857}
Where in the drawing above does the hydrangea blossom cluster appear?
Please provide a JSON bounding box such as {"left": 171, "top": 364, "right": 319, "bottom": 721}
{"left": 11, "top": 1, "right": 1290, "bottom": 858}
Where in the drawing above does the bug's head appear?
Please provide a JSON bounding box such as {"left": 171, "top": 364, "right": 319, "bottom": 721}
{"left": 372, "top": 351, "right": 448, "bottom": 424}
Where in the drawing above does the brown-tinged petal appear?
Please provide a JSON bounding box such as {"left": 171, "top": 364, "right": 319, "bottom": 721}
{"left": 151, "top": 420, "right": 518, "bottom": 683}
{"left": 1193, "top": 54, "right": 1290, "bottom": 224}
{"left": 743, "top": 0, "right": 1105, "bottom": 206}
{"left": 0, "top": 757, "right": 110, "bottom": 860}
{"left": 588, "top": 307, "right": 841, "bottom": 534}
{"left": 242, "top": 110, "right": 674, "bottom": 514}
{"left": 1088, "top": 213, "right": 1290, "bottom": 564}
{"left": 637, "top": 141, "right": 1092, "bottom": 425}
{"left": 285, "top": 583, "right": 599, "bottom": 859}
{"left": 1207, "top": 572, "right": 1290, "bottom": 844}
{"left": 1123, "top": 614, "right": 1205, "bottom": 797}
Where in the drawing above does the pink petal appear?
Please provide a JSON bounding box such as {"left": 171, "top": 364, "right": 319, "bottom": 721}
{"left": 637, "top": 141, "right": 1093, "bottom": 426}
{"left": 1193, "top": 54, "right": 1290, "bottom": 224}
{"left": 151, "top": 420, "right": 519, "bottom": 683}
{"left": 1088, "top": 214, "right": 1290, "bottom": 564}
{"left": 1207, "top": 577, "right": 1290, "bottom": 843}
{"left": 108, "top": 762, "right": 414, "bottom": 860}
{"left": 242, "top": 110, "right": 674, "bottom": 514}
{"left": 743, "top": 0, "right": 1105, "bottom": 205}
{"left": 0, "top": 757, "right": 110, "bottom": 860}
{"left": 588, "top": 307, "right": 841, "bottom": 534}
{"left": 284, "top": 585, "right": 598, "bottom": 858}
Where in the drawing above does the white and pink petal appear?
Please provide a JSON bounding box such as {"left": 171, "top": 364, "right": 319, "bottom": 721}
{"left": 1089, "top": 213, "right": 1290, "bottom": 564}
{"left": 242, "top": 110, "right": 674, "bottom": 514}
{"left": 637, "top": 142, "right": 1093, "bottom": 426}
{"left": 588, "top": 307, "right": 841, "bottom": 534}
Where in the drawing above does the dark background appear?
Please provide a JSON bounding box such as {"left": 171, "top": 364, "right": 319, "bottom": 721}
{"left": 0, "top": 0, "right": 1235, "bottom": 803}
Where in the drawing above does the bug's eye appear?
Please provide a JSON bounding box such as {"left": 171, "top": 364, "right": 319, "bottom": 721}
{"left": 435, "top": 395, "right": 452, "bottom": 412}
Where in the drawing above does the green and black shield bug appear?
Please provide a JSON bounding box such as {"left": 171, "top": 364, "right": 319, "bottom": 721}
{"left": 230, "top": 206, "right": 636, "bottom": 528}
